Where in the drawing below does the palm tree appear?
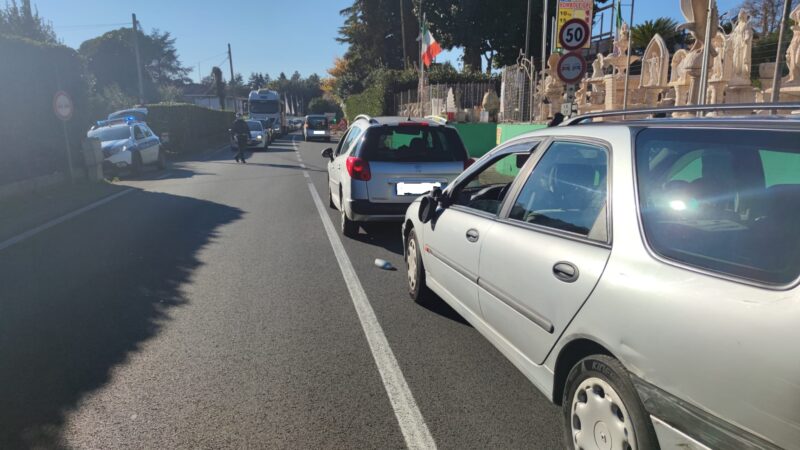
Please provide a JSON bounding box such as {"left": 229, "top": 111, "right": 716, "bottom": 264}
{"left": 631, "top": 17, "right": 684, "bottom": 53}
{"left": 211, "top": 66, "right": 226, "bottom": 110}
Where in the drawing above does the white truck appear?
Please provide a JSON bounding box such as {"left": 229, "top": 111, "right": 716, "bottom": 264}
{"left": 247, "top": 90, "right": 285, "bottom": 137}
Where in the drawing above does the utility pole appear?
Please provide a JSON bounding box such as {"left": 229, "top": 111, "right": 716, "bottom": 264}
{"left": 539, "top": 0, "right": 549, "bottom": 120}
{"left": 697, "top": 0, "right": 715, "bottom": 106}
{"left": 524, "top": 0, "right": 532, "bottom": 58}
{"left": 228, "top": 43, "right": 236, "bottom": 112}
{"left": 770, "top": 0, "right": 793, "bottom": 103}
{"left": 131, "top": 13, "right": 144, "bottom": 104}
{"left": 400, "top": 0, "right": 408, "bottom": 68}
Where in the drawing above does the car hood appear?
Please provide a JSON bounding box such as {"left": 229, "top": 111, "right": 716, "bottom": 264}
{"left": 101, "top": 139, "right": 129, "bottom": 151}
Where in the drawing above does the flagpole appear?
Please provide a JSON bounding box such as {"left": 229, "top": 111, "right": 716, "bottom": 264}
{"left": 539, "top": 0, "right": 548, "bottom": 121}
{"left": 419, "top": 2, "right": 424, "bottom": 116}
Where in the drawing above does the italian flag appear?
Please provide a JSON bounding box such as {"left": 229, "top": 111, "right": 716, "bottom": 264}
{"left": 420, "top": 22, "right": 442, "bottom": 67}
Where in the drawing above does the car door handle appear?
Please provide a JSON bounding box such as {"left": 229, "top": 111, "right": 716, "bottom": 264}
{"left": 466, "top": 229, "right": 479, "bottom": 243}
{"left": 553, "top": 262, "right": 579, "bottom": 283}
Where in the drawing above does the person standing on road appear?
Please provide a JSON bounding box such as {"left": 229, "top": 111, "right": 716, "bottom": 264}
{"left": 231, "top": 114, "right": 249, "bottom": 164}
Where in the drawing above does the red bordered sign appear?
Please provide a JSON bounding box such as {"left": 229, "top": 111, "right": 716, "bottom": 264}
{"left": 53, "top": 91, "right": 74, "bottom": 121}
{"left": 559, "top": 18, "right": 590, "bottom": 51}
{"left": 556, "top": 52, "right": 587, "bottom": 84}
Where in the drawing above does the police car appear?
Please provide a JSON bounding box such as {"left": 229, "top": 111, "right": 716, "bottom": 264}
{"left": 87, "top": 116, "right": 165, "bottom": 175}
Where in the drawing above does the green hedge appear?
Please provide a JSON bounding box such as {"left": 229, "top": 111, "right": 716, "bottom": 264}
{"left": 344, "top": 85, "right": 386, "bottom": 122}
{"left": 0, "top": 34, "right": 91, "bottom": 184}
{"left": 144, "top": 103, "right": 234, "bottom": 153}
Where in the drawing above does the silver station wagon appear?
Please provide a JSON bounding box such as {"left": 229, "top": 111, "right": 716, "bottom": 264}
{"left": 402, "top": 105, "right": 800, "bottom": 450}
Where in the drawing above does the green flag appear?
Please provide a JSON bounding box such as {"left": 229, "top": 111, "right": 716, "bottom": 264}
{"left": 616, "top": 0, "right": 623, "bottom": 29}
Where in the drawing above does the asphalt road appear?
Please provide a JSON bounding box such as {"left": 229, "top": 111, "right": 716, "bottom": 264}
{"left": 0, "top": 133, "right": 562, "bottom": 449}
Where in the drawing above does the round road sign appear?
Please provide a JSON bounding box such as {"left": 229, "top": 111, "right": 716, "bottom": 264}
{"left": 53, "top": 91, "right": 74, "bottom": 121}
{"left": 559, "top": 18, "right": 590, "bottom": 51}
{"left": 556, "top": 52, "right": 587, "bottom": 84}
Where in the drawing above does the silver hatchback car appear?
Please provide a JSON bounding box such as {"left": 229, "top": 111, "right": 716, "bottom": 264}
{"left": 322, "top": 115, "right": 472, "bottom": 237}
{"left": 403, "top": 107, "right": 800, "bottom": 450}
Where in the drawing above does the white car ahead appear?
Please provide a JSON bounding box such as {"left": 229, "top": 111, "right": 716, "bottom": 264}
{"left": 88, "top": 120, "right": 164, "bottom": 175}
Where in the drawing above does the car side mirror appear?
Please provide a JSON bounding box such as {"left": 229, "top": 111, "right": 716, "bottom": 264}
{"left": 418, "top": 187, "right": 446, "bottom": 224}
{"left": 321, "top": 147, "right": 334, "bottom": 162}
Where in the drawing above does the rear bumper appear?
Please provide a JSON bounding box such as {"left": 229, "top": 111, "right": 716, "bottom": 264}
{"left": 346, "top": 199, "right": 411, "bottom": 222}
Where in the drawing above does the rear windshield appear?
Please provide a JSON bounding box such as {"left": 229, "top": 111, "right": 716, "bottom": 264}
{"left": 636, "top": 128, "right": 800, "bottom": 286}
{"left": 359, "top": 125, "right": 467, "bottom": 162}
{"left": 307, "top": 117, "right": 328, "bottom": 128}
{"left": 247, "top": 121, "right": 263, "bottom": 131}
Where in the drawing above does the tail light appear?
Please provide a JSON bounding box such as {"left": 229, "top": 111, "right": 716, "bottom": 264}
{"left": 464, "top": 158, "right": 476, "bottom": 170}
{"left": 346, "top": 156, "right": 371, "bottom": 181}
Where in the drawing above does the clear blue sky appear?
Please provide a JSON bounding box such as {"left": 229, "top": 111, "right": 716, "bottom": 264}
{"left": 36, "top": 0, "right": 743, "bottom": 81}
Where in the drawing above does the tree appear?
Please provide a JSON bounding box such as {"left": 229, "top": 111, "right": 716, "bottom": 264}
{"left": 734, "top": 0, "right": 795, "bottom": 35}
{"left": 631, "top": 18, "right": 683, "bottom": 53}
{"left": 79, "top": 27, "right": 191, "bottom": 102}
{"left": 0, "top": 0, "right": 57, "bottom": 44}
{"left": 308, "top": 97, "right": 342, "bottom": 117}
{"left": 248, "top": 72, "right": 267, "bottom": 89}
{"left": 211, "top": 66, "right": 226, "bottom": 110}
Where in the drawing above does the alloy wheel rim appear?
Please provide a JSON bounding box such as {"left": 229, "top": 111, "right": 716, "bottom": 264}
{"left": 407, "top": 238, "right": 417, "bottom": 290}
{"left": 571, "top": 377, "right": 636, "bottom": 450}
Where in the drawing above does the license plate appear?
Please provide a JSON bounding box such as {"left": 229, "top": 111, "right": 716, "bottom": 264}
{"left": 396, "top": 182, "right": 441, "bottom": 196}
{"left": 313, "top": 130, "right": 325, "bottom": 135}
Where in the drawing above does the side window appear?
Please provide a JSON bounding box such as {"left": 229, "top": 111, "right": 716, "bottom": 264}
{"left": 143, "top": 126, "right": 154, "bottom": 138}
{"left": 760, "top": 149, "right": 800, "bottom": 187}
{"left": 334, "top": 128, "right": 352, "bottom": 156}
{"left": 451, "top": 142, "right": 536, "bottom": 215}
{"left": 133, "top": 126, "right": 145, "bottom": 140}
{"left": 509, "top": 141, "right": 608, "bottom": 240}
{"left": 341, "top": 127, "right": 363, "bottom": 155}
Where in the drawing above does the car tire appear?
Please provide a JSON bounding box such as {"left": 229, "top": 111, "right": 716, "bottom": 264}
{"left": 562, "top": 354, "right": 659, "bottom": 450}
{"left": 156, "top": 149, "right": 166, "bottom": 170}
{"left": 131, "top": 152, "right": 143, "bottom": 175}
{"left": 406, "top": 228, "right": 431, "bottom": 304}
{"left": 340, "top": 196, "right": 358, "bottom": 237}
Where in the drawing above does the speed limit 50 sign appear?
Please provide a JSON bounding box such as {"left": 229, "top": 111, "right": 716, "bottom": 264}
{"left": 559, "top": 19, "right": 590, "bottom": 51}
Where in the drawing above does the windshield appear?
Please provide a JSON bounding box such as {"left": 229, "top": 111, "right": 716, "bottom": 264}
{"left": 307, "top": 117, "right": 328, "bottom": 129}
{"left": 636, "top": 128, "right": 800, "bottom": 285}
{"left": 247, "top": 121, "right": 262, "bottom": 131}
{"left": 250, "top": 100, "right": 280, "bottom": 114}
{"left": 359, "top": 126, "right": 468, "bottom": 162}
{"left": 88, "top": 126, "right": 131, "bottom": 141}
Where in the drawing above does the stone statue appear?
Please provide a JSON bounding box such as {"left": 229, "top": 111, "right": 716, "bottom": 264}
{"left": 614, "top": 22, "right": 630, "bottom": 57}
{"left": 710, "top": 33, "right": 726, "bottom": 81}
{"left": 678, "top": 0, "right": 719, "bottom": 55}
{"left": 640, "top": 34, "right": 669, "bottom": 88}
{"left": 591, "top": 54, "right": 605, "bottom": 79}
{"left": 786, "top": 4, "right": 800, "bottom": 85}
{"left": 670, "top": 49, "right": 689, "bottom": 85}
{"left": 730, "top": 9, "right": 754, "bottom": 84}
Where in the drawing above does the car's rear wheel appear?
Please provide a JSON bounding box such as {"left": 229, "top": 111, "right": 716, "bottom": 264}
{"left": 406, "top": 228, "right": 430, "bottom": 304}
{"left": 131, "top": 152, "right": 143, "bottom": 175}
{"left": 563, "top": 355, "right": 658, "bottom": 450}
{"left": 340, "top": 195, "right": 358, "bottom": 237}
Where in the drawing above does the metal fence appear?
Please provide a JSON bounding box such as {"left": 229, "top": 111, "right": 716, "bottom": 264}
{"left": 499, "top": 63, "right": 536, "bottom": 123}
{"left": 392, "top": 82, "right": 499, "bottom": 117}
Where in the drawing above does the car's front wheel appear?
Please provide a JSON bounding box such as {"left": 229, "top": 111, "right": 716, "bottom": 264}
{"left": 405, "top": 228, "right": 430, "bottom": 304}
{"left": 563, "top": 355, "right": 658, "bottom": 450}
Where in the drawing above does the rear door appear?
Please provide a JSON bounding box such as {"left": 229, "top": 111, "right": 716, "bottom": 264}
{"left": 478, "top": 139, "right": 612, "bottom": 365}
{"left": 360, "top": 125, "right": 467, "bottom": 204}
{"left": 328, "top": 125, "right": 364, "bottom": 207}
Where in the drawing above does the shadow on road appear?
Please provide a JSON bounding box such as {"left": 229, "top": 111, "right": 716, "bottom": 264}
{"left": 354, "top": 223, "right": 404, "bottom": 256}
{"left": 0, "top": 189, "right": 243, "bottom": 448}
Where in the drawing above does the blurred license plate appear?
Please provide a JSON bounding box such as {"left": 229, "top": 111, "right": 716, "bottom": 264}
{"left": 396, "top": 182, "right": 441, "bottom": 196}
{"left": 313, "top": 130, "right": 325, "bottom": 135}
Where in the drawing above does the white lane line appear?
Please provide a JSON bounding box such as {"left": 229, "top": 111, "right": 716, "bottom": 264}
{"left": 295, "top": 134, "right": 435, "bottom": 449}
{"left": 0, "top": 188, "right": 134, "bottom": 251}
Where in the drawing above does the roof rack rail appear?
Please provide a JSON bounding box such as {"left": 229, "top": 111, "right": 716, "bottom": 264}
{"left": 424, "top": 115, "right": 448, "bottom": 125}
{"left": 353, "top": 114, "right": 378, "bottom": 124}
{"left": 563, "top": 102, "right": 800, "bottom": 126}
